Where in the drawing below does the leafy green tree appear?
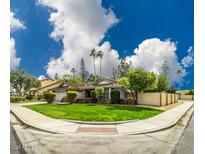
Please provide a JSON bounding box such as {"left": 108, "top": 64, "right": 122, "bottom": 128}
{"left": 69, "top": 76, "right": 82, "bottom": 84}
{"left": 127, "top": 69, "right": 157, "bottom": 104}
{"left": 10, "top": 69, "right": 40, "bottom": 96}
{"left": 157, "top": 74, "right": 169, "bottom": 92}
{"left": 117, "top": 77, "right": 130, "bottom": 89}
{"left": 89, "top": 49, "right": 97, "bottom": 76}
{"left": 118, "top": 58, "right": 133, "bottom": 77}
{"left": 95, "top": 87, "right": 104, "bottom": 103}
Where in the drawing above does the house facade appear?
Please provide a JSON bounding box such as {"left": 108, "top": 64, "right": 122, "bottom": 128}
{"left": 51, "top": 79, "right": 127, "bottom": 102}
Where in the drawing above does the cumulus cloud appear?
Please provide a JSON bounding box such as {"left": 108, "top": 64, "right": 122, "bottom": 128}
{"left": 10, "top": 12, "right": 25, "bottom": 32}
{"left": 39, "top": 0, "right": 192, "bottom": 85}
{"left": 10, "top": 38, "right": 21, "bottom": 70}
{"left": 127, "top": 38, "right": 187, "bottom": 85}
{"left": 181, "top": 46, "right": 194, "bottom": 68}
{"left": 38, "top": 0, "right": 119, "bottom": 77}
{"left": 10, "top": 12, "right": 25, "bottom": 70}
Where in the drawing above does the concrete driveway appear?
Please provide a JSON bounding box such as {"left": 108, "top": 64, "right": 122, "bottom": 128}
{"left": 10, "top": 106, "right": 193, "bottom": 154}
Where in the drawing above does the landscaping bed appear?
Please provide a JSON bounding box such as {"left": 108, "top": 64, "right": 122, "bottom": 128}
{"left": 26, "top": 103, "right": 163, "bottom": 122}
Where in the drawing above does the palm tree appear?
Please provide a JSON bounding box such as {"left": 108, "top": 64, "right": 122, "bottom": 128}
{"left": 70, "top": 68, "right": 77, "bottom": 78}
{"left": 89, "top": 49, "right": 97, "bottom": 76}
{"left": 97, "top": 50, "right": 104, "bottom": 77}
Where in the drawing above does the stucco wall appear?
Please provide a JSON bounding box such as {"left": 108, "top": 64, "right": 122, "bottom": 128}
{"left": 55, "top": 91, "right": 66, "bottom": 102}
{"left": 171, "top": 94, "right": 175, "bottom": 103}
{"left": 118, "top": 88, "right": 126, "bottom": 99}
{"left": 180, "top": 95, "right": 194, "bottom": 100}
{"left": 167, "top": 94, "right": 172, "bottom": 105}
{"left": 138, "top": 93, "right": 161, "bottom": 107}
{"left": 161, "top": 93, "right": 167, "bottom": 106}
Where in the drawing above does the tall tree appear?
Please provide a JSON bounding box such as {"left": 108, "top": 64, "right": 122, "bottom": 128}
{"left": 96, "top": 50, "right": 104, "bottom": 77}
{"left": 10, "top": 69, "right": 40, "bottom": 96}
{"left": 89, "top": 49, "right": 97, "bottom": 76}
{"left": 80, "top": 58, "right": 86, "bottom": 82}
{"left": 160, "top": 60, "right": 169, "bottom": 76}
{"left": 118, "top": 58, "right": 133, "bottom": 77}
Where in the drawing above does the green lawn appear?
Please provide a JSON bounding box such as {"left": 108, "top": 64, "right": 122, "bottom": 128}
{"left": 26, "top": 103, "right": 163, "bottom": 122}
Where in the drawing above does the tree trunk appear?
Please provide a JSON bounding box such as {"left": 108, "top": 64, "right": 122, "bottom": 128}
{"left": 100, "top": 58, "right": 102, "bottom": 77}
{"left": 94, "top": 58, "right": 96, "bottom": 76}
{"left": 135, "top": 92, "right": 138, "bottom": 105}
{"left": 131, "top": 90, "right": 137, "bottom": 104}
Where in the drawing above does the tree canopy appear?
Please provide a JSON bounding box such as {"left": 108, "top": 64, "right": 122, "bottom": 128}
{"left": 10, "top": 69, "right": 40, "bottom": 96}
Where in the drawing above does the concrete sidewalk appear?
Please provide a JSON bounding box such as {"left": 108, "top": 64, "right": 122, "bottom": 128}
{"left": 10, "top": 101, "right": 193, "bottom": 135}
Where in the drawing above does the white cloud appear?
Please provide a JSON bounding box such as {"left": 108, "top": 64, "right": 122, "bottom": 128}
{"left": 10, "top": 12, "right": 25, "bottom": 32}
{"left": 38, "top": 0, "right": 119, "bottom": 77}
{"left": 10, "top": 38, "right": 21, "bottom": 70}
{"left": 127, "top": 38, "right": 187, "bottom": 85}
{"left": 39, "top": 0, "right": 192, "bottom": 86}
{"left": 10, "top": 11, "right": 25, "bottom": 70}
{"left": 182, "top": 46, "right": 194, "bottom": 68}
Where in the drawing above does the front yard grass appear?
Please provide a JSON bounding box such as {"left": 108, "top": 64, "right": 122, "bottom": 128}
{"left": 26, "top": 103, "right": 163, "bottom": 122}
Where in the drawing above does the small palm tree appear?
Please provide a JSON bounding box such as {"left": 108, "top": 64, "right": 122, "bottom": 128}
{"left": 70, "top": 68, "right": 77, "bottom": 78}
{"left": 97, "top": 50, "right": 104, "bottom": 77}
{"left": 89, "top": 49, "right": 97, "bottom": 76}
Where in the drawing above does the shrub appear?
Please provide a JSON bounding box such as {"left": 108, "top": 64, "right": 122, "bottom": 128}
{"left": 187, "top": 90, "right": 194, "bottom": 95}
{"left": 26, "top": 94, "right": 34, "bottom": 100}
{"left": 91, "top": 90, "right": 97, "bottom": 103}
{"left": 37, "top": 94, "right": 43, "bottom": 100}
{"left": 61, "top": 96, "right": 69, "bottom": 102}
{"left": 66, "top": 91, "right": 78, "bottom": 103}
{"left": 111, "top": 90, "right": 120, "bottom": 104}
{"left": 95, "top": 87, "right": 104, "bottom": 103}
{"left": 10, "top": 96, "right": 25, "bottom": 102}
{"left": 43, "top": 92, "right": 56, "bottom": 104}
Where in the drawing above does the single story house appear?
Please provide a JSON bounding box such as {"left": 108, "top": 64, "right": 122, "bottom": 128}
{"left": 29, "top": 78, "right": 63, "bottom": 96}
{"left": 51, "top": 79, "right": 128, "bottom": 102}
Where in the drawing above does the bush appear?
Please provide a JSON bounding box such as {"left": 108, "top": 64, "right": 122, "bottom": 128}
{"left": 187, "top": 90, "right": 194, "bottom": 95}
{"left": 66, "top": 91, "right": 78, "bottom": 103}
{"left": 111, "top": 90, "right": 120, "bottom": 104}
{"left": 43, "top": 92, "right": 56, "bottom": 104}
{"left": 10, "top": 96, "right": 25, "bottom": 102}
{"left": 26, "top": 94, "right": 34, "bottom": 100}
{"left": 61, "top": 96, "right": 69, "bottom": 102}
{"left": 91, "top": 90, "right": 97, "bottom": 103}
{"left": 95, "top": 87, "right": 104, "bottom": 103}
{"left": 37, "top": 94, "right": 43, "bottom": 100}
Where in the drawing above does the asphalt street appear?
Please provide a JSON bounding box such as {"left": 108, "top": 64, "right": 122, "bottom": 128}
{"left": 172, "top": 113, "right": 194, "bottom": 154}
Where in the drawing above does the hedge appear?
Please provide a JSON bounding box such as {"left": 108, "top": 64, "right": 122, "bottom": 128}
{"left": 43, "top": 92, "right": 56, "bottom": 104}
{"left": 66, "top": 91, "right": 78, "bottom": 103}
{"left": 10, "top": 96, "right": 25, "bottom": 103}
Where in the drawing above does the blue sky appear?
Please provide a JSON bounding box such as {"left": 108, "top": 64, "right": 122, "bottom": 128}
{"left": 10, "top": 0, "right": 193, "bottom": 89}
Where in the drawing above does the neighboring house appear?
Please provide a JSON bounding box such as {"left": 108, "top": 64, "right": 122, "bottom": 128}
{"left": 51, "top": 79, "right": 127, "bottom": 102}
{"left": 30, "top": 77, "right": 63, "bottom": 96}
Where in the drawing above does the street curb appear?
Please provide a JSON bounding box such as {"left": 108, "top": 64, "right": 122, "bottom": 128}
{"left": 10, "top": 124, "right": 27, "bottom": 154}
{"left": 10, "top": 102, "right": 193, "bottom": 135}
{"left": 128, "top": 104, "right": 194, "bottom": 135}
